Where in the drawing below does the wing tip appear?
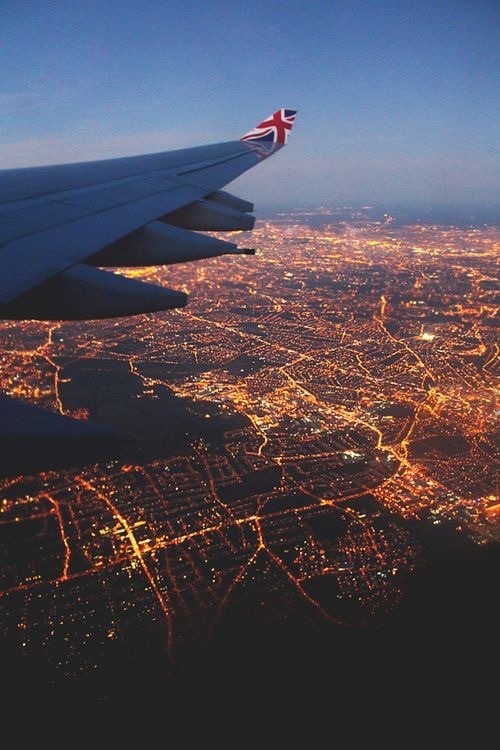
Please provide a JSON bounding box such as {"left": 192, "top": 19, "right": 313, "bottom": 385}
{"left": 240, "top": 108, "right": 297, "bottom": 146}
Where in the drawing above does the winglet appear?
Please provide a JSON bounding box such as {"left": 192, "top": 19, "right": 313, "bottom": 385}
{"left": 240, "top": 109, "right": 297, "bottom": 145}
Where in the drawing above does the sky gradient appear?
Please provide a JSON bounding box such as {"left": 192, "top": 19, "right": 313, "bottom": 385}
{"left": 1, "top": 0, "right": 499, "bottom": 211}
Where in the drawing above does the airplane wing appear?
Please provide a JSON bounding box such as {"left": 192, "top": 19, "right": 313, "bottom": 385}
{"left": 0, "top": 108, "right": 297, "bottom": 474}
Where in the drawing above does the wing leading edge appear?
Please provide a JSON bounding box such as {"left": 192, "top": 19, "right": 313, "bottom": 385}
{"left": 0, "top": 108, "right": 297, "bottom": 473}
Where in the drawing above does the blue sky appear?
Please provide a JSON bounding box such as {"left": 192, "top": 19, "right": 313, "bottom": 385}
{"left": 1, "top": 0, "right": 498, "bottom": 210}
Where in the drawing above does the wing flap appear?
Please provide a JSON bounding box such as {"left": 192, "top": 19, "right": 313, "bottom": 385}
{"left": 206, "top": 190, "right": 254, "bottom": 213}
{"left": 163, "top": 199, "right": 255, "bottom": 231}
{"left": 0, "top": 264, "right": 187, "bottom": 320}
{"left": 88, "top": 221, "right": 248, "bottom": 267}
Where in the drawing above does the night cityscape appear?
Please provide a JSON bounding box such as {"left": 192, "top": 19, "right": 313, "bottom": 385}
{"left": 0, "top": 208, "right": 498, "bottom": 703}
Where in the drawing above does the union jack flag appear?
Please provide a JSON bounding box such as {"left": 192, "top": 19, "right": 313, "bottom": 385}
{"left": 240, "top": 109, "right": 297, "bottom": 146}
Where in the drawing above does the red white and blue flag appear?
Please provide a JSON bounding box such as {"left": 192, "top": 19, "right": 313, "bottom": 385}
{"left": 240, "top": 109, "right": 297, "bottom": 146}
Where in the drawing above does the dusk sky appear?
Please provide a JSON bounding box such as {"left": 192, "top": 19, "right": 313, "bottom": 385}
{"left": 1, "top": 0, "right": 498, "bottom": 211}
